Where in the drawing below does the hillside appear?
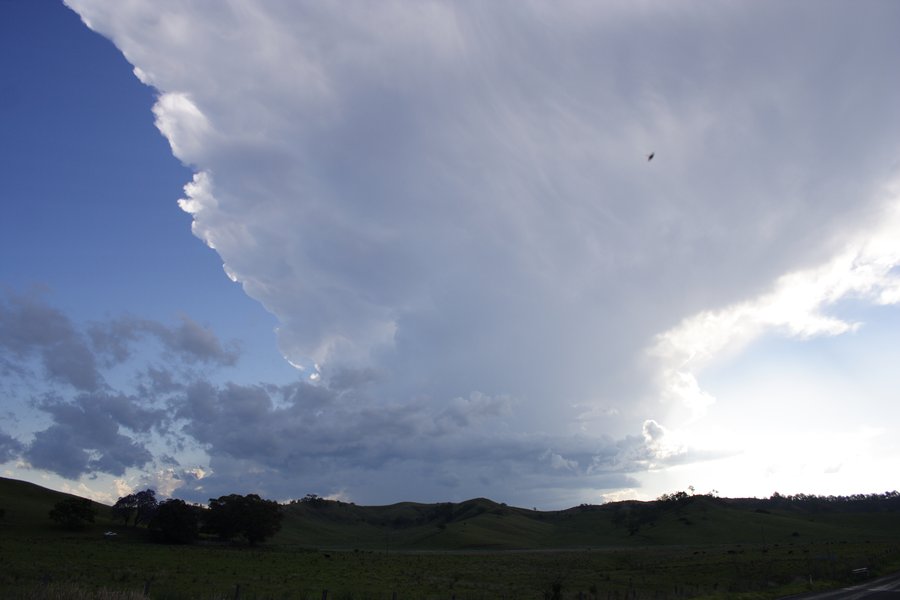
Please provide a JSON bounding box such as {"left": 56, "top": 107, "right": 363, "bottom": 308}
{"left": 3, "top": 478, "right": 900, "bottom": 598}
{"left": 0, "top": 476, "right": 115, "bottom": 534}
{"left": 277, "top": 491, "right": 900, "bottom": 550}
{"left": 3, "top": 477, "right": 899, "bottom": 551}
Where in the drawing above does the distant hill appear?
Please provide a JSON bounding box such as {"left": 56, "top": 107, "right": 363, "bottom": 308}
{"left": 3, "top": 476, "right": 898, "bottom": 551}
{"left": 275, "top": 491, "right": 900, "bottom": 550}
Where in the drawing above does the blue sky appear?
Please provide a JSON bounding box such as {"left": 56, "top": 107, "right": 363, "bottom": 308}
{"left": 2, "top": 0, "right": 900, "bottom": 508}
{"left": 2, "top": 0, "right": 197, "bottom": 316}
{"left": 0, "top": 0, "right": 295, "bottom": 380}
{"left": 1, "top": 0, "right": 297, "bottom": 499}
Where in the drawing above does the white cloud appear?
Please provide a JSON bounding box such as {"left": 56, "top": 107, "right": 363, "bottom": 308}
{"left": 545, "top": 451, "right": 578, "bottom": 472}
{"left": 152, "top": 92, "right": 211, "bottom": 164}
{"left": 60, "top": 0, "right": 900, "bottom": 503}
{"left": 652, "top": 185, "right": 900, "bottom": 417}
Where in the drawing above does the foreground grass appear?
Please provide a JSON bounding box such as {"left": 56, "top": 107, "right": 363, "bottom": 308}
{"left": 4, "top": 583, "right": 148, "bottom": 599}
{"left": 2, "top": 531, "right": 899, "bottom": 599}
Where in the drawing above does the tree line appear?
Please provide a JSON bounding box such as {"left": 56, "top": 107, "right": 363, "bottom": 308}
{"left": 44, "top": 488, "right": 900, "bottom": 542}
{"left": 48, "top": 490, "right": 283, "bottom": 545}
{"left": 607, "top": 488, "right": 900, "bottom": 536}
{"left": 765, "top": 490, "right": 900, "bottom": 512}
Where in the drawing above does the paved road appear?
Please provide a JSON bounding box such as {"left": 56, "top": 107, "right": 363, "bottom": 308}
{"left": 782, "top": 572, "right": 900, "bottom": 599}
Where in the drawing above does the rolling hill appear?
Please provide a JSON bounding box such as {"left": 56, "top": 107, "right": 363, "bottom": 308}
{"left": 2, "top": 477, "right": 899, "bottom": 598}
{"left": 0, "top": 476, "right": 114, "bottom": 535}
{"left": 276, "top": 492, "right": 900, "bottom": 550}
{"left": 3, "top": 476, "right": 898, "bottom": 551}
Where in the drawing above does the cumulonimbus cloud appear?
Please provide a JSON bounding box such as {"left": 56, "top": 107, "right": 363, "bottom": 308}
{"left": 58, "top": 1, "right": 900, "bottom": 503}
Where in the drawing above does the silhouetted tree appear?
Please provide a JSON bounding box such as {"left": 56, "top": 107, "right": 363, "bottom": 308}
{"left": 761, "top": 490, "right": 900, "bottom": 514}
{"left": 301, "top": 493, "right": 325, "bottom": 506}
{"left": 149, "top": 499, "right": 202, "bottom": 544}
{"left": 657, "top": 490, "right": 690, "bottom": 504}
{"left": 112, "top": 489, "right": 158, "bottom": 527}
{"left": 207, "top": 493, "right": 282, "bottom": 544}
{"left": 49, "top": 497, "right": 95, "bottom": 530}
{"left": 205, "top": 494, "right": 242, "bottom": 540}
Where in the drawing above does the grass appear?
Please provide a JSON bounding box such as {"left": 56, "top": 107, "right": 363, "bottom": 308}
{"left": 3, "top": 583, "right": 148, "bottom": 599}
{"left": 2, "top": 478, "right": 899, "bottom": 599}
{"left": 4, "top": 538, "right": 897, "bottom": 599}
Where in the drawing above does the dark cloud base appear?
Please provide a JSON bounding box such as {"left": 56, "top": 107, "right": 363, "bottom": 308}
{"left": 1, "top": 291, "right": 696, "bottom": 506}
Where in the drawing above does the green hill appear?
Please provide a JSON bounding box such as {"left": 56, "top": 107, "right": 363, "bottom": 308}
{"left": 275, "top": 491, "right": 900, "bottom": 550}
{"left": 0, "top": 476, "right": 115, "bottom": 535}
{"left": 3, "top": 476, "right": 899, "bottom": 551}
{"left": 2, "top": 477, "right": 899, "bottom": 599}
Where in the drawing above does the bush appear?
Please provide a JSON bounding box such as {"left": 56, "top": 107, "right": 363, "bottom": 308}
{"left": 48, "top": 497, "right": 95, "bottom": 530}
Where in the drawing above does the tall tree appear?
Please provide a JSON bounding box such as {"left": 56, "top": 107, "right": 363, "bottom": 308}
{"left": 112, "top": 489, "right": 158, "bottom": 527}
{"left": 207, "top": 493, "right": 282, "bottom": 545}
{"left": 149, "top": 499, "right": 202, "bottom": 544}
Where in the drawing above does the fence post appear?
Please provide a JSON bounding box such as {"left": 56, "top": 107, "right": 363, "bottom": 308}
{"left": 143, "top": 580, "right": 151, "bottom": 597}
{"left": 234, "top": 583, "right": 241, "bottom": 599}
{"left": 321, "top": 590, "right": 328, "bottom": 600}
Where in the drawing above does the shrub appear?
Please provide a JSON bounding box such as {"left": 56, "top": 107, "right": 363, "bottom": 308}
{"left": 48, "top": 497, "right": 95, "bottom": 530}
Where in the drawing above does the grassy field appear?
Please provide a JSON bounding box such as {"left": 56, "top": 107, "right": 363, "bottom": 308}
{"left": 2, "top": 477, "right": 899, "bottom": 599}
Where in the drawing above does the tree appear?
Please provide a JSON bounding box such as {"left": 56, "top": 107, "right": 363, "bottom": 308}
{"left": 149, "top": 499, "right": 201, "bottom": 544}
{"left": 205, "top": 494, "right": 243, "bottom": 540}
{"left": 207, "top": 493, "right": 283, "bottom": 544}
{"left": 300, "top": 493, "right": 326, "bottom": 506}
{"left": 49, "top": 497, "right": 95, "bottom": 530}
{"left": 111, "top": 495, "right": 133, "bottom": 525}
{"left": 241, "top": 494, "right": 284, "bottom": 544}
{"left": 657, "top": 490, "right": 690, "bottom": 504}
{"left": 112, "top": 489, "right": 158, "bottom": 527}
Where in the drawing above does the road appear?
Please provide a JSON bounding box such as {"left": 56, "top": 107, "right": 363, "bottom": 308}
{"left": 783, "top": 571, "right": 900, "bottom": 599}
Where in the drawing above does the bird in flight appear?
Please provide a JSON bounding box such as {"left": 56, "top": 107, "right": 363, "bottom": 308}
{"left": 647, "top": 152, "right": 655, "bottom": 161}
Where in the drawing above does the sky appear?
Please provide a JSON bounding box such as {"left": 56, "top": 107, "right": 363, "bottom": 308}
{"left": 1, "top": 0, "right": 899, "bottom": 509}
